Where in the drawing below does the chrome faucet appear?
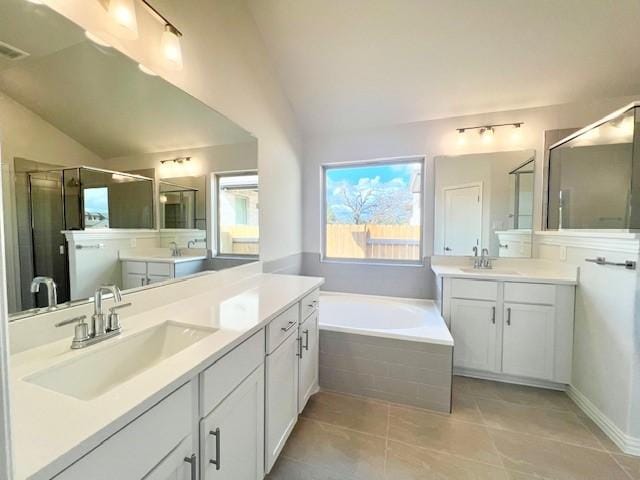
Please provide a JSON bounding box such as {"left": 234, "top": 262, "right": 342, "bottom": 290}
{"left": 55, "top": 284, "right": 131, "bottom": 349}
{"left": 472, "top": 247, "right": 492, "bottom": 269}
{"left": 30, "top": 276, "right": 58, "bottom": 310}
{"left": 169, "top": 241, "right": 180, "bottom": 257}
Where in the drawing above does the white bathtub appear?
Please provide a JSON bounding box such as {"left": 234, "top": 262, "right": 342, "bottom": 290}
{"left": 319, "top": 291, "right": 453, "bottom": 346}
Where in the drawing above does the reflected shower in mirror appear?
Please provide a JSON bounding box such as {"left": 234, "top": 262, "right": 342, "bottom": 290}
{"left": 0, "top": 0, "right": 257, "bottom": 318}
{"left": 434, "top": 150, "right": 535, "bottom": 258}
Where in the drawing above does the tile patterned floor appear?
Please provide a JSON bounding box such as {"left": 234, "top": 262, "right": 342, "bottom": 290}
{"left": 267, "top": 376, "right": 640, "bottom": 480}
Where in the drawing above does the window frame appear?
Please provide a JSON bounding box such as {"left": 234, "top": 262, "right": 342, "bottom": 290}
{"left": 321, "top": 156, "right": 425, "bottom": 266}
{"left": 214, "top": 170, "right": 259, "bottom": 259}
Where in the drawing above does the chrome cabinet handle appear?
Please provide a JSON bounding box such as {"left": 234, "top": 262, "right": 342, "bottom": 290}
{"left": 506, "top": 307, "right": 512, "bottom": 326}
{"left": 209, "top": 428, "right": 221, "bottom": 470}
{"left": 184, "top": 453, "right": 197, "bottom": 480}
{"left": 303, "top": 329, "right": 310, "bottom": 350}
{"left": 490, "top": 307, "right": 495, "bottom": 324}
{"left": 296, "top": 336, "right": 303, "bottom": 358}
{"left": 281, "top": 321, "right": 296, "bottom": 332}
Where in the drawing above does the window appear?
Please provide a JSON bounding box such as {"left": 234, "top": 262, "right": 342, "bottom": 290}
{"left": 82, "top": 187, "right": 109, "bottom": 228}
{"left": 216, "top": 173, "right": 259, "bottom": 256}
{"left": 323, "top": 158, "right": 423, "bottom": 263}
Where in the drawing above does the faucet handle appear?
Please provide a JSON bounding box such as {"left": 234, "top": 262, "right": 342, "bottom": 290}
{"left": 108, "top": 302, "right": 132, "bottom": 332}
{"left": 55, "top": 315, "right": 89, "bottom": 347}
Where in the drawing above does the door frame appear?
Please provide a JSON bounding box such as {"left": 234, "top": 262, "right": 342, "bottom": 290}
{"left": 442, "top": 181, "right": 483, "bottom": 255}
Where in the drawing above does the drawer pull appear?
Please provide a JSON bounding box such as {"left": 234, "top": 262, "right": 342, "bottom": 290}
{"left": 506, "top": 307, "right": 512, "bottom": 326}
{"left": 184, "top": 454, "right": 197, "bottom": 480}
{"left": 281, "top": 321, "right": 297, "bottom": 332}
{"left": 297, "top": 336, "right": 303, "bottom": 358}
{"left": 490, "top": 306, "right": 495, "bottom": 324}
{"left": 209, "top": 428, "right": 221, "bottom": 470}
{"left": 303, "top": 329, "right": 310, "bottom": 350}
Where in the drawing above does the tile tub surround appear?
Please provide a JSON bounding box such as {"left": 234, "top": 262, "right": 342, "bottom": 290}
{"left": 267, "top": 378, "right": 636, "bottom": 480}
{"left": 319, "top": 330, "right": 453, "bottom": 412}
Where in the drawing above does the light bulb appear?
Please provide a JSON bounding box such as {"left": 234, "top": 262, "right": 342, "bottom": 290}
{"left": 456, "top": 129, "right": 467, "bottom": 146}
{"left": 161, "top": 25, "right": 183, "bottom": 70}
{"left": 511, "top": 124, "right": 523, "bottom": 143}
{"left": 159, "top": 194, "right": 168, "bottom": 204}
{"left": 108, "top": 0, "right": 138, "bottom": 39}
{"left": 612, "top": 115, "right": 634, "bottom": 137}
{"left": 138, "top": 64, "right": 158, "bottom": 76}
{"left": 85, "top": 31, "right": 111, "bottom": 48}
{"left": 480, "top": 127, "right": 494, "bottom": 143}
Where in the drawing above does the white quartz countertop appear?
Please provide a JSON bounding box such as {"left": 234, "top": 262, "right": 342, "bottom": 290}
{"left": 118, "top": 254, "right": 207, "bottom": 264}
{"left": 10, "top": 273, "right": 323, "bottom": 480}
{"left": 431, "top": 258, "right": 578, "bottom": 285}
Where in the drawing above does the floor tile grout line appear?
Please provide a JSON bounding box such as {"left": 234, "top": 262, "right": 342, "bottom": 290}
{"left": 475, "top": 397, "right": 508, "bottom": 471}
{"left": 383, "top": 403, "right": 390, "bottom": 478}
{"left": 609, "top": 452, "right": 636, "bottom": 480}
{"left": 298, "top": 416, "right": 389, "bottom": 440}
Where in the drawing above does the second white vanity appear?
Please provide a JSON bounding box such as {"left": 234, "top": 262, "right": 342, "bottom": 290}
{"left": 432, "top": 257, "right": 578, "bottom": 386}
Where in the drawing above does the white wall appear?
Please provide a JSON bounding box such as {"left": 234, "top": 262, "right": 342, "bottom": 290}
{"left": 44, "top": 0, "right": 303, "bottom": 263}
{"left": 302, "top": 95, "right": 640, "bottom": 296}
{"left": 0, "top": 91, "right": 105, "bottom": 312}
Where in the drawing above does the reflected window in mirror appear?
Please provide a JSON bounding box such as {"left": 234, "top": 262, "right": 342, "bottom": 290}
{"left": 322, "top": 158, "right": 424, "bottom": 264}
{"left": 216, "top": 173, "right": 259, "bottom": 257}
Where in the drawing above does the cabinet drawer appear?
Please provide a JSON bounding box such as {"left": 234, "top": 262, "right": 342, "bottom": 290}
{"left": 55, "top": 383, "right": 192, "bottom": 480}
{"left": 266, "top": 304, "right": 299, "bottom": 354}
{"left": 124, "top": 261, "right": 146, "bottom": 275}
{"left": 300, "top": 289, "right": 320, "bottom": 322}
{"left": 148, "top": 262, "right": 173, "bottom": 277}
{"left": 504, "top": 282, "right": 555, "bottom": 305}
{"left": 201, "top": 329, "right": 265, "bottom": 416}
{"left": 450, "top": 279, "right": 498, "bottom": 301}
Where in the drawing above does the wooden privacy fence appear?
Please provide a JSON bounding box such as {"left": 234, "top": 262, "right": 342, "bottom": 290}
{"left": 220, "top": 225, "right": 259, "bottom": 255}
{"left": 326, "top": 224, "right": 420, "bottom": 260}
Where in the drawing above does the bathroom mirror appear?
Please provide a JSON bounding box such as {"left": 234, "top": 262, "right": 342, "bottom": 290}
{"left": 434, "top": 150, "right": 535, "bottom": 258}
{"left": 0, "top": 0, "right": 258, "bottom": 318}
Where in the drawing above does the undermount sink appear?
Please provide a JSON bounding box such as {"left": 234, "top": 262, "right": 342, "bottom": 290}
{"left": 460, "top": 268, "right": 521, "bottom": 275}
{"left": 25, "top": 321, "right": 216, "bottom": 401}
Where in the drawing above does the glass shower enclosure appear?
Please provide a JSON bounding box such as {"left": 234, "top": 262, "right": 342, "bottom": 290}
{"left": 23, "top": 166, "right": 153, "bottom": 308}
{"left": 547, "top": 103, "right": 639, "bottom": 230}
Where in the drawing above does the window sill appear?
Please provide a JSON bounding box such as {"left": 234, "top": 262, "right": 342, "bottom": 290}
{"left": 320, "top": 257, "right": 425, "bottom": 268}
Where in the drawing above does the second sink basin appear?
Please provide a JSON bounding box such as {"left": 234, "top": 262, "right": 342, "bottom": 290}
{"left": 25, "top": 321, "right": 216, "bottom": 401}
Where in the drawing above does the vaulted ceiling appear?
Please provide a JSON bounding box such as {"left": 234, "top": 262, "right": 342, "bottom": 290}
{"left": 248, "top": 0, "right": 640, "bottom": 134}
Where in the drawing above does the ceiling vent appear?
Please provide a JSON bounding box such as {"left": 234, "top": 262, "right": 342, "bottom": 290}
{"left": 0, "top": 41, "right": 29, "bottom": 61}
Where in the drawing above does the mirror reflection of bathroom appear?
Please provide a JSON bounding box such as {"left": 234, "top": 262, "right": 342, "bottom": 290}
{"left": 434, "top": 150, "right": 535, "bottom": 258}
{"left": 0, "top": 2, "right": 258, "bottom": 318}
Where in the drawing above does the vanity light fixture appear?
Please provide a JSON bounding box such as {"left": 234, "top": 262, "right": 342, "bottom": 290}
{"left": 85, "top": 31, "right": 112, "bottom": 48}
{"left": 454, "top": 122, "right": 524, "bottom": 144}
{"left": 141, "top": 0, "right": 184, "bottom": 70}
{"left": 107, "top": 0, "right": 139, "bottom": 39}
{"left": 160, "top": 156, "right": 191, "bottom": 165}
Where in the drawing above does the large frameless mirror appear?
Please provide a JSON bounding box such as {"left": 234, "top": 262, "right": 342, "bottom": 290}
{"left": 0, "top": 0, "right": 258, "bottom": 319}
{"left": 434, "top": 150, "right": 535, "bottom": 258}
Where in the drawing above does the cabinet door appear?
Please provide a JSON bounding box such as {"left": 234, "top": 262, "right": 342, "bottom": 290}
{"left": 143, "top": 435, "right": 196, "bottom": 480}
{"left": 124, "top": 272, "right": 148, "bottom": 289}
{"left": 299, "top": 311, "right": 319, "bottom": 413}
{"left": 147, "top": 274, "right": 170, "bottom": 285}
{"left": 503, "top": 303, "right": 555, "bottom": 380}
{"left": 265, "top": 331, "right": 299, "bottom": 473}
{"left": 201, "top": 365, "right": 264, "bottom": 480}
{"left": 451, "top": 298, "right": 497, "bottom": 372}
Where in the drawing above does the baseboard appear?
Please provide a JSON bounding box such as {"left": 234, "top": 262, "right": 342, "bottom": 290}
{"left": 567, "top": 385, "right": 640, "bottom": 456}
{"left": 453, "top": 368, "right": 567, "bottom": 391}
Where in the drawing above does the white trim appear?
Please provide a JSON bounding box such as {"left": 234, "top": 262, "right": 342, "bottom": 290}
{"left": 453, "top": 368, "right": 567, "bottom": 391}
{"left": 567, "top": 385, "right": 640, "bottom": 456}
{"left": 442, "top": 181, "right": 483, "bottom": 255}
{"left": 535, "top": 231, "right": 640, "bottom": 254}
{"left": 63, "top": 229, "right": 159, "bottom": 241}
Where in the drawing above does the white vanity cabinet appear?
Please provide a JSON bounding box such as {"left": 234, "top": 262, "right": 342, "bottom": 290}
{"left": 122, "top": 260, "right": 204, "bottom": 288}
{"left": 265, "top": 305, "right": 301, "bottom": 473}
{"left": 143, "top": 435, "right": 197, "bottom": 480}
{"left": 443, "top": 278, "right": 574, "bottom": 385}
{"left": 298, "top": 289, "right": 320, "bottom": 413}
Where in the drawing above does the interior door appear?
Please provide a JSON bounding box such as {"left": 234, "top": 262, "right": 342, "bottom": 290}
{"left": 201, "top": 365, "right": 265, "bottom": 480}
{"left": 502, "top": 303, "right": 555, "bottom": 379}
{"left": 451, "top": 298, "right": 497, "bottom": 372}
{"left": 443, "top": 185, "right": 482, "bottom": 255}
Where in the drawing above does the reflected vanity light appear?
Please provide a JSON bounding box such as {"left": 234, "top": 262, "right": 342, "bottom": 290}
{"left": 138, "top": 64, "right": 158, "bottom": 76}
{"left": 107, "top": 0, "right": 139, "bottom": 39}
{"left": 85, "top": 31, "right": 112, "bottom": 48}
{"left": 159, "top": 194, "right": 168, "bottom": 204}
{"left": 161, "top": 24, "right": 183, "bottom": 70}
